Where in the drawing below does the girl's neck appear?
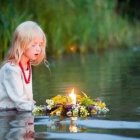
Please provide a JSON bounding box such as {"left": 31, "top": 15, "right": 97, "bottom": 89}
{"left": 20, "top": 55, "right": 30, "bottom": 70}
{"left": 20, "top": 61, "right": 28, "bottom": 70}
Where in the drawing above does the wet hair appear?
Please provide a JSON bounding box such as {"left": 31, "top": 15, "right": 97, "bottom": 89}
{"left": 5, "top": 21, "right": 47, "bottom": 65}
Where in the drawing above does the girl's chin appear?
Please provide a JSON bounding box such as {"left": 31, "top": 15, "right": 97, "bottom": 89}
{"left": 31, "top": 56, "right": 38, "bottom": 60}
{"left": 30, "top": 58, "right": 37, "bottom": 61}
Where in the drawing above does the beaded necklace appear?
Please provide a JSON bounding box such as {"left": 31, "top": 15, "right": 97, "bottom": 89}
{"left": 19, "top": 61, "right": 31, "bottom": 84}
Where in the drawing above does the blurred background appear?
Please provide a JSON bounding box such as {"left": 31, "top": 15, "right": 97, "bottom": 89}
{"left": 0, "top": 1, "right": 140, "bottom": 139}
{"left": 0, "top": 0, "right": 140, "bottom": 59}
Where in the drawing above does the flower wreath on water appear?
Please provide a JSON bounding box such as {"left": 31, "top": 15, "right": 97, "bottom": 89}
{"left": 32, "top": 92, "right": 109, "bottom": 118}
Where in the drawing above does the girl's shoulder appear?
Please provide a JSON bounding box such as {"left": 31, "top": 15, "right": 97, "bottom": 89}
{"left": 1, "top": 62, "right": 21, "bottom": 74}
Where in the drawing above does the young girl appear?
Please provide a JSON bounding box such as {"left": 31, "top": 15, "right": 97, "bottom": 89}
{"left": 0, "top": 21, "right": 46, "bottom": 111}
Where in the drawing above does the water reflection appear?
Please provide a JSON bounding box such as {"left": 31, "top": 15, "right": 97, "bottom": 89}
{"left": 0, "top": 111, "right": 34, "bottom": 140}
{"left": 35, "top": 116, "right": 140, "bottom": 140}
{"left": 35, "top": 116, "right": 87, "bottom": 134}
{"left": 69, "top": 117, "right": 78, "bottom": 133}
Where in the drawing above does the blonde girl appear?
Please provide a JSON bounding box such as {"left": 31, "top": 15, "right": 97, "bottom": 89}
{"left": 0, "top": 21, "right": 46, "bottom": 111}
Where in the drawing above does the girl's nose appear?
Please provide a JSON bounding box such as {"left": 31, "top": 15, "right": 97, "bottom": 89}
{"left": 36, "top": 45, "right": 41, "bottom": 52}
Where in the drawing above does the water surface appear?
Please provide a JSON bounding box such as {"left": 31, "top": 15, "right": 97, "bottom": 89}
{"left": 0, "top": 48, "right": 140, "bottom": 139}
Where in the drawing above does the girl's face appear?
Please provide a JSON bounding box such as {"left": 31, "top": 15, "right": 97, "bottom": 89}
{"left": 23, "top": 36, "right": 43, "bottom": 62}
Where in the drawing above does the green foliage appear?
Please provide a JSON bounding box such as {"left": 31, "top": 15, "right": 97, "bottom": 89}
{"left": 0, "top": 1, "right": 32, "bottom": 60}
{"left": 32, "top": 105, "right": 45, "bottom": 116}
{"left": 81, "top": 97, "right": 94, "bottom": 107}
{"left": 0, "top": 0, "right": 140, "bottom": 60}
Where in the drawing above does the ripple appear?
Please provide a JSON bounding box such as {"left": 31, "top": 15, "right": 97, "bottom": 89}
{"left": 46, "top": 132, "right": 140, "bottom": 140}
{"left": 76, "top": 119, "right": 140, "bottom": 130}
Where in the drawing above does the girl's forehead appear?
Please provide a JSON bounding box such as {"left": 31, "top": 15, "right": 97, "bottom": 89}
{"left": 31, "top": 35, "right": 44, "bottom": 42}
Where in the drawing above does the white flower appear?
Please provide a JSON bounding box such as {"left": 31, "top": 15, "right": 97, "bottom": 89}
{"left": 46, "top": 99, "right": 54, "bottom": 106}
{"left": 49, "top": 100, "right": 54, "bottom": 106}
{"left": 95, "top": 106, "right": 101, "bottom": 111}
{"left": 73, "top": 108, "right": 79, "bottom": 112}
{"left": 67, "top": 111, "right": 72, "bottom": 117}
{"left": 47, "top": 105, "right": 52, "bottom": 110}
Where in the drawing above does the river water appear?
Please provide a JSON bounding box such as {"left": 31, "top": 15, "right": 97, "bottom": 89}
{"left": 0, "top": 48, "right": 140, "bottom": 139}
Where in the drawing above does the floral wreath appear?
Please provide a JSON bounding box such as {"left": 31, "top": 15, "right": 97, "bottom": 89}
{"left": 32, "top": 90, "right": 109, "bottom": 118}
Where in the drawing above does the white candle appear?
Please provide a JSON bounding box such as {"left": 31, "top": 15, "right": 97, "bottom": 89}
{"left": 69, "top": 88, "right": 76, "bottom": 105}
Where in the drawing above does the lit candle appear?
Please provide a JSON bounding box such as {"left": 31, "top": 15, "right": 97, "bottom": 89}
{"left": 69, "top": 88, "right": 76, "bottom": 105}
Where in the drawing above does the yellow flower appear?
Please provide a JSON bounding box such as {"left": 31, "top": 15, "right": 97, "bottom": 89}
{"left": 97, "top": 102, "right": 106, "bottom": 109}
{"left": 52, "top": 95, "right": 67, "bottom": 105}
{"left": 91, "top": 109, "right": 97, "bottom": 115}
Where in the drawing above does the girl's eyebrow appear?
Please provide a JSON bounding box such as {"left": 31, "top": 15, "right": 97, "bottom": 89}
{"left": 33, "top": 41, "right": 43, "bottom": 45}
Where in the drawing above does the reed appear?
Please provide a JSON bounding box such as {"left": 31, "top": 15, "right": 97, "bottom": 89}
{"left": 0, "top": 0, "right": 139, "bottom": 60}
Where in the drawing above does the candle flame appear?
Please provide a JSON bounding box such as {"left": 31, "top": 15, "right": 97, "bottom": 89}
{"left": 71, "top": 88, "right": 75, "bottom": 94}
{"left": 69, "top": 88, "right": 76, "bottom": 104}
{"left": 69, "top": 88, "right": 75, "bottom": 97}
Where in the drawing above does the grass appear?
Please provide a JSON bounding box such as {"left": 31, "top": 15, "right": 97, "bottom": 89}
{"left": 0, "top": 0, "right": 140, "bottom": 60}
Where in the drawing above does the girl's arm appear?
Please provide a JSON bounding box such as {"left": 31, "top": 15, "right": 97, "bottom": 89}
{"left": 3, "top": 65, "right": 34, "bottom": 111}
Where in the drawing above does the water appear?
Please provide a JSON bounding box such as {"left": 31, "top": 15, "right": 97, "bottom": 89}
{"left": 0, "top": 48, "right": 140, "bottom": 139}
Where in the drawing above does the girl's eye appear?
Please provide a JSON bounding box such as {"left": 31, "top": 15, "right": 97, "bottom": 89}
{"left": 39, "top": 45, "right": 42, "bottom": 48}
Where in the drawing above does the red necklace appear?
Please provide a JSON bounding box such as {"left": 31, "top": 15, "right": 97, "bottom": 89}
{"left": 19, "top": 61, "right": 31, "bottom": 84}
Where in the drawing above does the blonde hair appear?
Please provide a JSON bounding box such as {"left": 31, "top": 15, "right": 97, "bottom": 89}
{"left": 5, "top": 21, "right": 47, "bottom": 65}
